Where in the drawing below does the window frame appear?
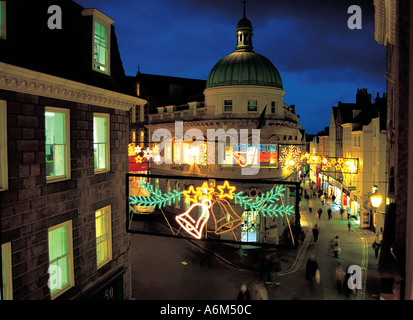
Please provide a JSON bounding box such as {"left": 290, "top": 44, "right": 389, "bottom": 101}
{"left": 247, "top": 100, "right": 258, "bottom": 113}
{"left": 223, "top": 100, "right": 233, "bottom": 113}
{"left": 0, "top": 1, "right": 6, "bottom": 40}
{"left": 1, "top": 242, "right": 13, "bottom": 300}
{"left": 93, "top": 113, "right": 110, "bottom": 174}
{"left": 48, "top": 220, "right": 75, "bottom": 300}
{"left": 45, "top": 107, "right": 71, "bottom": 183}
{"left": 95, "top": 205, "right": 112, "bottom": 269}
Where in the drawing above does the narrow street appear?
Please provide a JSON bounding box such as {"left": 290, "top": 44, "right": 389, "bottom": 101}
{"left": 129, "top": 181, "right": 381, "bottom": 300}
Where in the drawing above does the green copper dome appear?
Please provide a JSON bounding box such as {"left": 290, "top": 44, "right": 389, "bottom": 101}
{"left": 206, "top": 10, "right": 283, "bottom": 89}
{"left": 206, "top": 51, "right": 283, "bottom": 89}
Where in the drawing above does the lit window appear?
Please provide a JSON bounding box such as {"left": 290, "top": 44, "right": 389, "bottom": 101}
{"left": 224, "top": 100, "right": 232, "bottom": 112}
{"left": 0, "top": 1, "right": 6, "bottom": 40}
{"left": 93, "top": 113, "right": 110, "bottom": 173}
{"left": 0, "top": 100, "right": 7, "bottom": 191}
{"left": 48, "top": 221, "right": 74, "bottom": 299}
{"left": 95, "top": 206, "right": 112, "bottom": 269}
{"left": 82, "top": 9, "right": 114, "bottom": 75}
{"left": 1, "top": 242, "right": 13, "bottom": 300}
{"left": 93, "top": 21, "right": 109, "bottom": 73}
{"left": 248, "top": 100, "right": 258, "bottom": 112}
{"left": 45, "top": 107, "right": 70, "bottom": 182}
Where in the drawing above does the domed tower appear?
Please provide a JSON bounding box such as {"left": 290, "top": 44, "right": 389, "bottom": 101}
{"left": 204, "top": 7, "right": 285, "bottom": 116}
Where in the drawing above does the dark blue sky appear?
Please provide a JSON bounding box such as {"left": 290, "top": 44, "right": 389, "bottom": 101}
{"left": 75, "top": 0, "right": 386, "bottom": 134}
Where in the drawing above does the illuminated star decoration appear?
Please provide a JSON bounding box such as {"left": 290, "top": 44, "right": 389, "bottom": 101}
{"left": 279, "top": 145, "right": 302, "bottom": 174}
{"left": 135, "top": 155, "right": 143, "bottom": 163}
{"left": 143, "top": 147, "right": 153, "bottom": 160}
{"left": 217, "top": 180, "right": 236, "bottom": 199}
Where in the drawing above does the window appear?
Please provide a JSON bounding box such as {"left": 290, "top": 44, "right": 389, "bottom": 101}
{"left": 93, "top": 21, "right": 109, "bottom": 73}
{"left": 1, "top": 242, "right": 13, "bottom": 300}
{"left": 93, "top": 113, "right": 110, "bottom": 173}
{"left": 0, "top": 100, "right": 7, "bottom": 191}
{"left": 48, "top": 221, "right": 74, "bottom": 299}
{"left": 95, "top": 206, "right": 112, "bottom": 269}
{"left": 224, "top": 100, "right": 232, "bottom": 112}
{"left": 248, "top": 100, "right": 257, "bottom": 112}
{"left": 271, "top": 101, "right": 276, "bottom": 114}
{"left": 82, "top": 9, "right": 114, "bottom": 75}
{"left": 0, "top": 1, "right": 6, "bottom": 40}
{"left": 45, "top": 107, "right": 70, "bottom": 182}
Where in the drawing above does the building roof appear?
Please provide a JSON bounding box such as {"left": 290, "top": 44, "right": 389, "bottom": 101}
{"left": 0, "top": 0, "right": 133, "bottom": 96}
{"left": 206, "top": 11, "right": 283, "bottom": 89}
{"left": 206, "top": 51, "right": 283, "bottom": 89}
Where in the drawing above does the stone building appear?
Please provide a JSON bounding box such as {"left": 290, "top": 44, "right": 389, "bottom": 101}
{"left": 0, "top": 1, "right": 145, "bottom": 299}
{"left": 374, "top": 0, "right": 413, "bottom": 300}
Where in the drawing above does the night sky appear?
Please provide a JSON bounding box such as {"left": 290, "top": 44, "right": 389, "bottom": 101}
{"left": 75, "top": 0, "right": 386, "bottom": 134}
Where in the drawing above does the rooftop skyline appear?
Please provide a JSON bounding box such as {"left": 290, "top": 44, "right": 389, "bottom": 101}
{"left": 75, "top": 0, "right": 387, "bottom": 134}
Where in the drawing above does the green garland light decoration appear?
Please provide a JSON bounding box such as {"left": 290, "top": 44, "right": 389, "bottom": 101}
{"left": 130, "top": 181, "right": 295, "bottom": 218}
{"left": 129, "top": 181, "right": 182, "bottom": 209}
{"left": 233, "top": 185, "right": 295, "bottom": 218}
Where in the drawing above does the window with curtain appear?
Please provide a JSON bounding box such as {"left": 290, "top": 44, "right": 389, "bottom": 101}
{"left": 45, "top": 107, "right": 70, "bottom": 182}
{"left": 95, "top": 206, "right": 112, "bottom": 269}
{"left": 48, "top": 221, "right": 74, "bottom": 299}
{"left": 93, "top": 113, "right": 110, "bottom": 173}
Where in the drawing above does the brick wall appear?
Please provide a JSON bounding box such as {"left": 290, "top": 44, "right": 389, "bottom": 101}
{"left": 0, "top": 89, "right": 131, "bottom": 300}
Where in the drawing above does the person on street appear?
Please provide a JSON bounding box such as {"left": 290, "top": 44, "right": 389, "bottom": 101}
{"left": 306, "top": 255, "right": 319, "bottom": 285}
{"left": 340, "top": 207, "right": 344, "bottom": 220}
{"left": 308, "top": 199, "right": 313, "bottom": 214}
{"left": 317, "top": 207, "right": 322, "bottom": 219}
{"left": 327, "top": 206, "right": 332, "bottom": 220}
{"left": 372, "top": 240, "right": 381, "bottom": 259}
{"left": 333, "top": 235, "right": 340, "bottom": 258}
{"left": 237, "top": 284, "right": 251, "bottom": 301}
{"left": 312, "top": 224, "right": 320, "bottom": 242}
{"left": 335, "top": 263, "right": 346, "bottom": 293}
{"left": 320, "top": 194, "right": 325, "bottom": 205}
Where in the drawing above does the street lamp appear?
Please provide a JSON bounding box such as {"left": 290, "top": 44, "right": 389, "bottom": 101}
{"left": 371, "top": 191, "right": 382, "bottom": 209}
{"left": 371, "top": 191, "right": 382, "bottom": 230}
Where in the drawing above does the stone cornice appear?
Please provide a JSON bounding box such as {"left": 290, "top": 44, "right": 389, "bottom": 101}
{"left": 0, "top": 62, "right": 146, "bottom": 110}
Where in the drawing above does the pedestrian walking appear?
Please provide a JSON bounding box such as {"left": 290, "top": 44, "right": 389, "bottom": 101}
{"left": 348, "top": 220, "right": 351, "bottom": 231}
{"left": 320, "top": 194, "right": 325, "bottom": 205}
{"left": 306, "top": 255, "right": 319, "bottom": 285}
{"left": 317, "top": 207, "right": 322, "bottom": 219}
{"left": 237, "top": 284, "right": 251, "bottom": 301}
{"left": 327, "top": 206, "right": 332, "bottom": 220}
{"left": 335, "top": 263, "right": 346, "bottom": 293}
{"left": 372, "top": 241, "right": 381, "bottom": 259}
{"left": 333, "top": 235, "right": 340, "bottom": 258}
{"left": 312, "top": 224, "right": 320, "bottom": 242}
{"left": 308, "top": 199, "right": 313, "bottom": 214}
{"left": 340, "top": 207, "right": 344, "bottom": 220}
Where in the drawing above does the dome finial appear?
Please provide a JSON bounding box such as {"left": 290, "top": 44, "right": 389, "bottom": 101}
{"left": 242, "top": 0, "right": 246, "bottom": 17}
